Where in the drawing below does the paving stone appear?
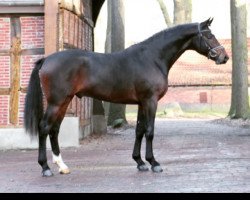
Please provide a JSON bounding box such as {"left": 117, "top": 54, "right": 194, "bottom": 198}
{"left": 0, "top": 119, "right": 250, "bottom": 193}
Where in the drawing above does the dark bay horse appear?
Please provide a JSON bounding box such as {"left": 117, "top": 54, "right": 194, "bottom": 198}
{"left": 24, "top": 19, "right": 229, "bottom": 177}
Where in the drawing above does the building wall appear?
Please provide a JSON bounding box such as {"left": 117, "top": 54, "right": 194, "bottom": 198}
{"left": 159, "top": 86, "right": 232, "bottom": 113}
{"left": 0, "top": 0, "right": 95, "bottom": 130}
{"left": 0, "top": 18, "right": 11, "bottom": 126}
{"left": 20, "top": 16, "right": 44, "bottom": 125}
{"left": 0, "top": 15, "right": 44, "bottom": 127}
{"left": 58, "top": 1, "right": 94, "bottom": 137}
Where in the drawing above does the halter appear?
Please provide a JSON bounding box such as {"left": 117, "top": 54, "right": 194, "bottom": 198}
{"left": 198, "top": 24, "right": 224, "bottom": 59}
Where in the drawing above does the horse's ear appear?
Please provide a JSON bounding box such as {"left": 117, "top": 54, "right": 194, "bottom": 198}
{"left": 201, "top": 18, "right": 214, "bottom": 28}
{"left": 208, "top": 18, "right": 214, "bottom": 26}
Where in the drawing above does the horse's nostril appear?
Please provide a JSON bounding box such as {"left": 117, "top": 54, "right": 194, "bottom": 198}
{"left": 223, "top": 56, "right": 229, "bottom": 64}
{"left": 225, "top": 56, "right": 229, "bottom": 62}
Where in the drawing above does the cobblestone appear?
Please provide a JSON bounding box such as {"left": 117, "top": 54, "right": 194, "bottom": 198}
{"left": 0, "top": 119, "right": 250, "bottom": 193}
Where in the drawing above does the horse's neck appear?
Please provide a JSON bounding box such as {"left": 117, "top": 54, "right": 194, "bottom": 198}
{"left": 152, "top": 24, "right": 198, "bottom": 69}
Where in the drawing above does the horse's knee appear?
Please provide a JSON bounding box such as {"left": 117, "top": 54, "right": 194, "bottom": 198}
{"left": 136, "top": 126, "right": 146, "bottom": 138}
{"left": 145, "top": 130, "right": 154, "bottom": 141}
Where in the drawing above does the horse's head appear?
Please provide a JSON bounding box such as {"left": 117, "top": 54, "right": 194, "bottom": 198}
{"left": 191, "top": 18, "right": 229, "bottom": 65}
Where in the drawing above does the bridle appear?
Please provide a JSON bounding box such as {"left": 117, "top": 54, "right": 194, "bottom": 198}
{"left": 198, "top": 24, "right": 224, "bottom": 59}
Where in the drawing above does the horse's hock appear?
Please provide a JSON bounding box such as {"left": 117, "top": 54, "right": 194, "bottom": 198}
{"left": 0, "top": 0, "right": 105, "bottom": 150}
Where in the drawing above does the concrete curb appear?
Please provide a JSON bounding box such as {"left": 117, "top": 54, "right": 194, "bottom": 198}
{"left": 0, "top": 117, "right": 80, "bottom": 150}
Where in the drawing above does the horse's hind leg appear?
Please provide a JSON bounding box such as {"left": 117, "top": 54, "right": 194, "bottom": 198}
{"left": 38, "top": 97, "right": 72, "bottom": 177}
{"left": 38, "top": 129, "right": 52, "bottom": 177}
{"left": 39, "top": 106, "right": 58, "bottom": 177}
{"left": 50, "top": 122, "right": 70, "bottom": 175}
{"left": 49, "top": 97, "right": 73, "bottom": 175}
{"left": 133, "top": 106, "right": 149, "bottom": 172}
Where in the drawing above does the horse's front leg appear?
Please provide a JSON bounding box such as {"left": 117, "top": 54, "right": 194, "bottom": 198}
{"left": 143, "top": 99, "right": 163, "bottom": 173}
{"left": 133, "top": 106, "right": 149, "bottom": 172}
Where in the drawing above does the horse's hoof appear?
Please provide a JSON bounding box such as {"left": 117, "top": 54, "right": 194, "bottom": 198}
{"left": 152, "top": 165, "right": 163, "bottom": 173}
{"left": 137, "top": 164, "right": 149, "bottom": 172}
{"left": 42, "top": 169, "right": 54, "bottom": 177}
{"left": 59, "top": 168, "right": 71, "bottom": 175}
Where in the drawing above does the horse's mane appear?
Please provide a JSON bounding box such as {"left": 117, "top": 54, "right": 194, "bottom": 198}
{"left": 132, "top": 23, "right": 197, "bottom": 48}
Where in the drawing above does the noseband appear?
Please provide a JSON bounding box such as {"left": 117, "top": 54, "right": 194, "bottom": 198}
{"left": 198, "top": 24, "right": 224, "bottom": 59}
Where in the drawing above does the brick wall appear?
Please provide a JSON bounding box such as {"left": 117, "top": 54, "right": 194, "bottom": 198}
{"left": 63, "top": 9, "right": 93, "bottom": 51}
{"left": 160, "top": 39, "right": 250, "bottom": 111}
{"left": 20, "top": 17, "right": 44, "bottom": 126}
{"left": 0, "top": 56, "right": 10, "bottom": 88}
{"left": 0, "top": 16, "right": 44, "bottom": 127}
{"left": 0, "top": 1, "right": 97, "bottom": 131}
{"left": 21, "top": 16, "right": 44, "bottom": 49}
{"left": 20, "top": 55, "right": 44, "bottom": 125}
{"left": 0, "top": 18, "right": 11, "bottom": 127}
{"left": 0, "top": 18, "right": 10, "bottom": 50}
{"left": 159, "top": 87, "right": 232, "bottom": 105}
{"left": 61, "top": 8, "right": 93, "bottom": 130}
{"left": 169, "top": 39, "right": 250, "bottom": 86}
{"left": 0, "top": 18, "right": 10, "bottom": 89}
{"left": 0, "top": 96, "right": 9, "bottom": 125}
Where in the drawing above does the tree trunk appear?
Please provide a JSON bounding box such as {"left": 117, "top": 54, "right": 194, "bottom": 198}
{"left": 184, "top": 0, "right": 192, "bottom": 23}
{"left": 174, "top": 0, "right": 192, "bottom": 25}
{"left": 229, "top": 0, "right": 250, "bottom": 119}
{"left": 92, "top": 99, "right": 107, "bottom": 135}
{"left": 106, "top": 0, "right": 127, "bottom": 127}
{"left": 157, "top": 0, "right": 173, "bottom": 27}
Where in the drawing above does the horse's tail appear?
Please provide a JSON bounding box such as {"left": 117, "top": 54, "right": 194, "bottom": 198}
{"left": 24, "top": 58, "right": 45, "bottom": 137}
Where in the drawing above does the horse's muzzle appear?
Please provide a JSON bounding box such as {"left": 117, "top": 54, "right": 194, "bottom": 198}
{"left": 216, "top": 54, "right": 229, "bottom": 65}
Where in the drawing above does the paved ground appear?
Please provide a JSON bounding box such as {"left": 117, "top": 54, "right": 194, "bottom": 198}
{"left": 0, "top": 118, "right": 250, "bottom": 193}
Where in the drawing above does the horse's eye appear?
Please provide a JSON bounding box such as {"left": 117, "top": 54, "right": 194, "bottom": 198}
{"left": 207, "top": 33, "right": 213, "bottom": 39}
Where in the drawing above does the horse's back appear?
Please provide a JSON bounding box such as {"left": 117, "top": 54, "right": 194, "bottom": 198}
{"left": 39, "top": 48, "right": 168, "bottom": 104}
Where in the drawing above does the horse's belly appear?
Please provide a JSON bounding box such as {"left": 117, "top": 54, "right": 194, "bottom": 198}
{"left": 77, "top": 88, "right": 139, "bottom": 105}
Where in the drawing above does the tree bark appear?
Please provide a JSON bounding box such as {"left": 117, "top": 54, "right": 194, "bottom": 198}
{"left": 157, "top": 0, "right": 173, "bottom": 27}
{"left": 106, "top": 0, "right": 127, "bottom": 127}
{"left": 184, "top": 0, "right": 192, "bottom": 23}
{"left": 229, "top": 0, "right": 250, "bottom": 119}
{"left": 173, "top": 0, "right": 192, "bottom": 25}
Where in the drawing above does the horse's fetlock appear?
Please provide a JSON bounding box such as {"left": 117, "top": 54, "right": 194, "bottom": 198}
{"left": 132, "top": 154, "right": 141, "bottom": 161}
{"left": 146, "top": 157, "right": 152, "bottom": 162}
{"left": 38, "top": 159, "right": 47, "bottom": 167}
{"left": 146, "top": 156, "right": 155, "bottom": 163}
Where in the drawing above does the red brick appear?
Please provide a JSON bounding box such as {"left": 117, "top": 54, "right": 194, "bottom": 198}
{"left": 0, "top": 96, "right": 9, "bottom": 126}
{"left": 21, "top": 55, "right": 44, "bottom": 88}
{"left": 21, "top": 16, "right": 44, "bottom": 49}
{"left": 159, "top": 87, "right": 232, "bottom": 105}
{"left": 0, "top": 17, "right": 10, "bottom": 50}
{"left": 19, "top": 93, "right": 26, "bottom": 125}
{"left": 0, "top": 56, "right": 10, "bottom": 88}
{"left": 168, "top": 39, "right": 250, "bottom": 86}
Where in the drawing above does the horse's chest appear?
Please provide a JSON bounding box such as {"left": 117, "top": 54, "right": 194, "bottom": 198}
{"left": 158, "top": 86, "right": 168, "bottom": 100}
{"left": 155, "top": 79, "right": 168, "bottom": 100}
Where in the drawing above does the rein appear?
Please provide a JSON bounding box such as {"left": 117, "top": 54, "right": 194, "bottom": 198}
{"left": 197, "top": 24, "right": 224, "bottom": 59}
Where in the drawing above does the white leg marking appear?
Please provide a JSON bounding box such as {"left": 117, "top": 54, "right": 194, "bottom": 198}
{"left": 52, "top": 154, "right": 70, "bottom": 174}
